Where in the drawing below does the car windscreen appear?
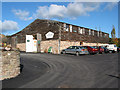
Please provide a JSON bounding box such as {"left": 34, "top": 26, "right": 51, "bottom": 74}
{"left": 67, "top": 46, "right": 72, "bottom": 49}
{"left": 78, "top": 46, "right": 86, "bottom": 49}
{"left": 114, "top": 45, "right": 117, "bottom": 47}
{"left": 90, "top": 46, "right": 98, "bottom": 49}
{"left": 101, "top": 46, "right": 104, "bottom": 49}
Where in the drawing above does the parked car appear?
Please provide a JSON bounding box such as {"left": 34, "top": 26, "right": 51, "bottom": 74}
{"left": 0, "top": 47, "right": 5, "bottom": 51}
{"left": 117, "top": 47, "right": 120, "bottom": 53}
{"left": 103, "top": 46, "right": 109, "bottom": 53}
{"left": 98, "top": 46, "right": 104, "bottom": 54}
{"left": 106, "top": 44, "right": 117, "bottom": 53}
{"left": 83, "top": 46, "right": 99, "bottom": 54}
{"left": 61, "top": 46, "right": 89, "bottom": 56}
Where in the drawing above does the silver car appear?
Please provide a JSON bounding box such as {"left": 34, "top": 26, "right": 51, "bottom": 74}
{"left": 61, "top": 46, "right": 89, "bottom": 56}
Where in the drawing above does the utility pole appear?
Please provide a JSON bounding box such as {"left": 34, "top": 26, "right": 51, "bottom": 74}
{"left": 37, "top": 33, "right": 42, "bottom": 53}
{"left": 58, "top": 23, "right": 61, "bottom": 54}
{"left": 11, "top": 36, "right": 17, "bottom": 49}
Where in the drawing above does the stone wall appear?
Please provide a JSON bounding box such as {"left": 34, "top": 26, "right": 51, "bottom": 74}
{"left": 41, "top": 40, "right": 59, "bottom": 54}
{"left": 16, "top": 40, "right": 108, "bottom": 54}
{"left": 60, "top": 41, "right": 108, "bottom": 52}
{"left": 60, "top": 41, "right": 80, "bottom": 52}
{"left": 17, "top": 43, "right": 26, "bottom": 51}
{"left": 0, "top": 51, "right": 20, "bottom": 80}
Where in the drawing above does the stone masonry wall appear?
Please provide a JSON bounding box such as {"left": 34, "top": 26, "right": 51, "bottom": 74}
{"left": 0, "top": 51, "right": 20, "bottom": 80}
{"left": 60, "top": 41, "right": 108, "bottom": 52}
{"left": 41, "top": 40, "right": 59, "bottom": 54}
{"left": 15, "top": 40, "right": 108, "bottom": 54}
{"left": 60, "top": 41, "right": 80, "bottom": 52}
{"left": 17, "top": 43, "right": 26, "bottom": 51}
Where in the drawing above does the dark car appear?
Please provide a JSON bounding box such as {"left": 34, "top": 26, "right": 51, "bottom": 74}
{"left": 103, "top": 46, "right": 109, "bottom": 53}
{"left": 83, "top": 46, "right": 99, "bottom": 54}
{"left": 98, "top": 46, "right": 104, "bottom": 54}
{"left": 117, "top": 47, "right": 120, "bottom": 53}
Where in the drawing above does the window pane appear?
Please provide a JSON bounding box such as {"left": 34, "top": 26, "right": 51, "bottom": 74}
{"left": 72, "top": 46, "right": 75, "bottom": 49}
{"left": 70, "top": 25, "right": 72, "bottom": 32}
{"left": 73, "top": 30, "right": 77, "bottom": 32}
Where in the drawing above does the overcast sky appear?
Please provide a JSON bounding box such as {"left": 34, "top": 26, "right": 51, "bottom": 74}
{"left": 1, "top": 1, "right": 119, "bottom": 37}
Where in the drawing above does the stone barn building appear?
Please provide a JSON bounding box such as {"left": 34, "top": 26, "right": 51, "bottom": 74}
{"left": 8, "top": 19, "right": 109, "bottom": 54}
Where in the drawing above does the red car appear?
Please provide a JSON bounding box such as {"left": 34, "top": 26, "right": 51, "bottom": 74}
{"left": 98, "top": 46, "right": 104, "bottom": 54}
{"left": 83, "top": 46, "right": 99, "bottom": 54}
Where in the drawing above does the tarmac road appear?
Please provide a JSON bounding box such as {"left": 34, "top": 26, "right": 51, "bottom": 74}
{"left": 2, "top": 53, "right": 119, "bottom": 88}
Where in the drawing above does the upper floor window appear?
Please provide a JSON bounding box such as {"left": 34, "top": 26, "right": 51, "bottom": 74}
{"left": 89, "top": 29, "right": 91, "bottom": 35}
{"left": 73, "top": 29, "right": 77, "bottom": 33}
{"left": 78, "top": 27, "right": 82, "bottom": 34}
{"left": 70, "top": 25, "right": 72, "bottom": 32}
{"left": 92, "top": 30, "right": 94, "bottom": 36}
{"left": 100, "top": 32, "right": 102, "bottom": 37}
{"left": 104, "top": 34, "right": 107, "bottom": 37}
{"left": 83, "top": 28, "right": 85, "bottom": 34}
{"left": 97, "top": 31, "right": 99, "bottom": 37}
{"left": 66, "top": 24, "right": 69, "bottom": 32}
{"left": 63, "top": 23, "right": 69, "bottom": 32}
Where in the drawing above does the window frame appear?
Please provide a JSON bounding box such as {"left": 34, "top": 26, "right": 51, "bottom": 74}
{"left": 70, "top": 25, "right": 72, "bottom": 32}
{"left": 89, "top": 29, "right": 91, "bottom": 35}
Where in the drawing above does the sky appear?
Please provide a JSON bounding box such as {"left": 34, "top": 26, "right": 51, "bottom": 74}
{"left": 1, "top": 1, "right": 119, "bottom": 38}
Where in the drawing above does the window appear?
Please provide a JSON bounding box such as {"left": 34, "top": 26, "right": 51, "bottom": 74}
{"left": 73, "top": 29, "right": 77, "bottom": 33}
{"left": 68, "top": 46, "right": 75, "bottom": 49}
{"left": 63, "top": 23, "right": 68, "bottom": 32}
{"left": 97, "top": 31, "right": 99, "bottom": 37}
{"left": 92, "top": 30, "right": 94, "bottom": 36}
{"left": 78, "top": 27, "right": 82, "bottom": 34}
{"left": 104, "top": 34, "right": 107, "bottom": 37}
{"left": 72, "top": 46, "right": 76, "bottom": 49}
{"left": 100, "top": 32, "right": 102, "bottom": 37}
{"left": 75, "top": 46, "right": 79, "bottom": 49}
{"left": 70, "top": 25, "right": 72, "bottom": 32}
{"left": 114, "top": 45, "right": 117, "bottom": 47}
{"left": 67, "top": 46, "right": 72, "bottom": 49}
{"left": 89, "top": 29, "right": 91, "bottom": 35}
{"left": 83, "top": 28, "right": 85, "bottom": 34}
{"left": 66, "top": 24, "right": 69, "bottom": 32}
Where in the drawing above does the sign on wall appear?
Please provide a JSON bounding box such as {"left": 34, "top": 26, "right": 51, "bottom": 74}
{"left": 45, "top": 31, "right": 54, "bottom": 39}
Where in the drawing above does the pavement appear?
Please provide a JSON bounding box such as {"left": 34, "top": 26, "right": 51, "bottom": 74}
{"left": 2, "top": 52, "right": 119, "bottom": 88}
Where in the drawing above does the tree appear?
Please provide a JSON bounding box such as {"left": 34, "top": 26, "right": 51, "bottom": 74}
{"left": 111, "top": 25, "right": 116, "bottom": 44}
{"left": 111, "top": 25, "right": 116, "bottom": 38}
{"left": 0, "top": 34, "right": 8, "bottom": 44}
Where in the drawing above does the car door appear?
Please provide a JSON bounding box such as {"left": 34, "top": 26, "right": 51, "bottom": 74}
{"left": 70, "top": 46, "right": 78, "bottom": 54}
{"left": 65, "top": 46, "right": 72, "bottom": 53}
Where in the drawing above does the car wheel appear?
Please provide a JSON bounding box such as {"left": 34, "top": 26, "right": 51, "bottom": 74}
{"left": 76, "top": 52, "right": 79, "bottom": 56}
{"left": 62, "top": 51, "right": 66, "bottom": 54}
